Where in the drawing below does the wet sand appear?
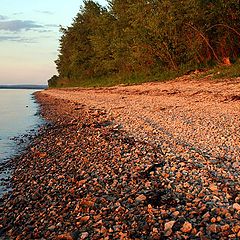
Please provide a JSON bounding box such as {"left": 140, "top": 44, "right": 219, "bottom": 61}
{"left": 0, "top": 76, "right": 239, "bottom": 239}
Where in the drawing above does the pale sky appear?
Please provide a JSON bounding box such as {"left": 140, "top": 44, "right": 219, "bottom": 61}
{"left": 0, "top": 0, "right": 107, "bottom": 85}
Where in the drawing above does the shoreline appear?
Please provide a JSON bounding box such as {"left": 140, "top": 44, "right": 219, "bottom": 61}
{"left": 0, "top": 79, "right": 240, "bottom": 239}
{"left": 0, "top": 90, "right": 45, "bottom": 198}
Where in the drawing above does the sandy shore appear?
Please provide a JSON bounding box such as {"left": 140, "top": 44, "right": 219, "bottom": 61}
{"left": 0, "top": 77, "right": 240, "bottom": 239}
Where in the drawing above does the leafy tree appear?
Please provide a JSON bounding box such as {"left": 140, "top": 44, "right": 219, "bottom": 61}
{"left": 50, "top": 0, "right": 240, "bottom": 87}
{"left": 48, "top": 75, "right": 59, "bottom": 87}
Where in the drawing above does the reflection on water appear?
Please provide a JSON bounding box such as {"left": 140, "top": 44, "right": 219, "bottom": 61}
{"left": 0, "top": 89, "right": 44, "bottom": 196}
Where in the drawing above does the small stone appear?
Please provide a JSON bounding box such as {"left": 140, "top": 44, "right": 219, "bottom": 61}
{"left": 164, "top": 229, "right": 172, "bottom": 237}
{"left": 207, "top": 224, "right": 217, "bottom": 233}
{"left": 233, "top": 203, "right": 240, "bottom": 211}
{"left": 56, "top": 222, "right": 62, "bottom": 227}
{"left": 164, "top": 222, "right": 174, "bottom": 237}
{"left": 56, "top": 233, "right": 74, "bottom": 240}
{"left": 232, "top": 225, "right": 239, "bottom": 233}
{"left": 48, "top": 225, "right": 56, "bottom": 230}
{"left": 172, "top": 211, "right": 180, "bottom": 217}
{"left": 202, "top": 212, "right": 210, "bottom": 220}
{"left": 80, "top": 199, "right": 95, "bottom": 207}
{"left": 39, "top": 152, "right": 47, "bottom": 158}
{"left": 221, "top": 224, "right": 230, "bottom": 231}
{"left": 226, "top": 193, "right": 232, "bottom": 199}
{"left": 80, "top": 216, "right": 90, "bottom": 222}
{"left": 100, "top": 226, "right": 107, "bottom": 234}
{"left": 164, "top": 221, "right": 175, "bottom": 230}
{"left": 119, "top": 232, "right": 128, "bottom": 239}
{"left": 81, "top": 232, "right": 89, "bottom": 239}
{"left": 78, "top": 179, "right": 87, "bottom": 186}
{"left": 233, "top": 162, "right": 239, "bottom": 168}
{"left": 136, "top": 194, "right": 146, "bottom": 202}
{"left": 181, "top": 221, "right": 192, "bottom": 233}
{"left": 176, "top": 171, "right": 182, "bottom": 178}
{"left": 191, "top": 228, "right": 197, "bottom": 235}
{"left": 93, "top": 215, "right": 101, "bottom": 221}
{"left": 209, "top": 184, "right": 218, "bottom": 192}
{"left": 211, "top": 217, "right": 216, "bottom": 223}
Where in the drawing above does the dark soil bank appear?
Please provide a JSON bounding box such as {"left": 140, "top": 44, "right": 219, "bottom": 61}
{"left": 0, "top": 92, "right": 239, "bottom": 239}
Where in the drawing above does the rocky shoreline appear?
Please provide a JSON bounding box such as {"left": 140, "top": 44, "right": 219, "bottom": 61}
{"left": 0, "top": 83, "right": 240, "bottom": 239}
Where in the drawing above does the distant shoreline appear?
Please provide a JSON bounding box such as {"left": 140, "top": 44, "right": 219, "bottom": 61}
{"left": 0, "top": 85, "right": 47, "bottom": 90}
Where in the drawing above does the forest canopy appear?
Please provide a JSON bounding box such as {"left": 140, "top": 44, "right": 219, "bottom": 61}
{"left": 49, "top": 0, "right": 240, "bottom": 87}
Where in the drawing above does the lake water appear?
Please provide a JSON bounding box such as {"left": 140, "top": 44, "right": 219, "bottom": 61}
{"left": 0, "top": 89, "right": 44, "bottom": 196}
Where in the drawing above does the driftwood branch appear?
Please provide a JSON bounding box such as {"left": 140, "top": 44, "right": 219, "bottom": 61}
{"left": 185, "top": 23, "right": 221, "bottom": 63}
{"left": 207, "top": 24, "right": 240, "bottom": 37}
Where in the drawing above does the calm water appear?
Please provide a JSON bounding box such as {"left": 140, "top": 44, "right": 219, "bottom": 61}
{"left": 0, "top": 89, "right": 44, "bottom": 196}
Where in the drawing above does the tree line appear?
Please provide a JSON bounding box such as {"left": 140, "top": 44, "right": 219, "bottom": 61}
{"left": 49, "top": 0, "right": 240, "bottom": 87}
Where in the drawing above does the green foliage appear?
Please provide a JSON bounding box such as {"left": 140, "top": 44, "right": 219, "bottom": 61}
{"left": 199, "top": 59, "right": 240, "bottom": 79}
{"left": 48, "top": 75, "right": 59, "bottom": 88}
{"left": 51, "top": 70, "right": 182, "bottom": 88}
{"left": 50, "top": 0, "right": 240, "bottom": 87}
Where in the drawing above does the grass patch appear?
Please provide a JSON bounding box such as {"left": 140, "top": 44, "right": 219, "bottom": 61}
{"left": 199, "top": 59, "right": 240, "bottom": 79}
{"left": 50, "top": 60, "right": 240, "bottom": 88}
{"left": 54, "top": 70, "right": 183, "bottom": 88}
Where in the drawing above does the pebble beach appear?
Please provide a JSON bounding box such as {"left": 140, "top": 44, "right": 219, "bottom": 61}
{"left": 0, "top": 76, "right": 240, "bottom": 239}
